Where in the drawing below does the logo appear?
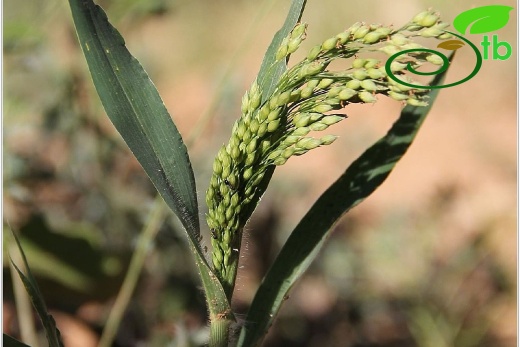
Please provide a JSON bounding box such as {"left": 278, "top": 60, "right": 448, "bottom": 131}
{"left": 385, "top": 5, "right": 514, "bottom": 89}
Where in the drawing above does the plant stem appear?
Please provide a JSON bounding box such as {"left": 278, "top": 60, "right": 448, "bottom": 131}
{"left": 98, "top": 197, "right": 166, "bottom": 347}
{"left": 209, "top": 317, "right": 233, "bottom": 347}
{"left": 9, "top": 241, "right": 40, "bottom": 347}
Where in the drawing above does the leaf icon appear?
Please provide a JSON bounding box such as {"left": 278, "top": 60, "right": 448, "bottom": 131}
{"left": 437, "top": 40, "right": 465, "bottom": 51}
{"left": 453, "top": 5, "right": 514, "bottom": 34}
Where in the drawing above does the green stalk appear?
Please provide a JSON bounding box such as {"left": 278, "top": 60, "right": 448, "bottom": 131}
{"left": 9, "top": 242, "right": 40, "bottom": 347}
{"left": 98, "top": 197, "right": 166, "bottom": 347}
{"left": 209, "top": 317, "right": 233, "bottom": 347}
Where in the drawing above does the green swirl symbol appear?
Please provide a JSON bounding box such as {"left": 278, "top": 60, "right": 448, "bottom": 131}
{"left": 385, "top": 31, "right": 482, "bottom": 89}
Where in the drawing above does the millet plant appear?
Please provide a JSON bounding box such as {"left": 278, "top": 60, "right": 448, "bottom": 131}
{"left": 7, "top": 1, "right": 458, "bottom": 346}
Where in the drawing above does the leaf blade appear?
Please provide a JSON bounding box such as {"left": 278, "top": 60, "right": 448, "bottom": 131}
{"left": 68, "top": 0, "right": 198, "bottom": 237}
{"left": 9, "top": 230, "right": 64, "bottom": 347}
{"left": 256, "top": 0, "right": 307, "bottom": 101}
{"left": 68, "top": 0, "right": 232, "bottom": 324}
{"left": 238, "top": 56, "right": 454, "bottom": 347}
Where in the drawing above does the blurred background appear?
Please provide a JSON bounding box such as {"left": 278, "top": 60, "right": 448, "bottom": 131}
{"left": 3, "top": 0, "right": 516, "bottom": 346}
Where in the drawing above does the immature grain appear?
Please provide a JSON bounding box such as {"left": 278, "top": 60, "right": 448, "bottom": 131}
{"left": 207, "top": 10, "right": 452, "bottom": 295}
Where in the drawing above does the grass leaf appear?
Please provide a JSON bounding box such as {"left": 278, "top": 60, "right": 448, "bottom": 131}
{"left": 257, "top": 0, "right": 307, "bottom": 101}
{"left": 67, "top": 0, "right": 231, "bottom": 325}
{"left": 238, "top": 56, "right": 453, "bottom": 347}
{"left": 67, "top": 0, "right": 199, "bottom": 240}
{"left": 9, "top": 230, "right": 64, "bottom": 347}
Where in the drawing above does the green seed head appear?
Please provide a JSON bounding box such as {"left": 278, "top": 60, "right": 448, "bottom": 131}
{"left": 426, "top": 54, "right": 444, "bottom": 65}
{"left": 363, "top": 31, "right": 384, "bottom": 44}
{"left": 291, "top": 22, "right": 307, "bottom": 39}
{"left": 379, "top": 44, "right": 401, "bottom": 56}
{"left": 367, "top": 68, "right": 385, "bottom": 79}
{"left": 243, "top": 167, "right": 253, "bottom": 180}
{"left": 327, "top": 86, "right": 343, "bottom": 98}
{"left": 407, "top": 98, "right": 428, "bottom": 107}
{"left": 338, "top": 88, "right": 357, "bottom": 100}
{"left": 296, "top": 137, "right": 321, "bottom": 150}
{"left": 352, "top": 58, "right": 365, "bottom": 69}
{"left": 421, "top": 27, "right": 443, "bottom": 38}
{"left": 250, "top": 119, "right": 260, "bottom": 133}
{"left": 322, "top": 37, "right": 339, "bottom": 51}
{"left": 300, "top": 86, "right": 314, "bottom": 98}
{"left": 389, "top": 61, "right": 408, "bottom": 72}
{"left": 352, "top": 69, "right": 368, "bottom": 80}
{"left": 245, "top": 152, "right": 257, "bottom": 166}
{"left": 388, "top": 91, "right": 408, "bottom": 101}
{"left": 267, "top": 118, "right": 281, "bottom": 132}
{"left": 294, "top": 114, "right": 311, "bottom": 128}
{"left": 267, "top": 108, "right": 281, "bottom": 121}
{"left": 273, "top": 156, "right": 287, "bottom": 165}
{"left": 318, "top": 78, "right": 334, "bottom": 89}
{"left": 360, "top": 79, "right": 378, "bottom": 92}
{"left": 257, "top": 122, "right": 268, "bottom": 138}
{"left": 320, "top": 134, "right": 339, "bottom": 145}
{"left": 364, "top": 59, "right": 379, "bottom": 69}
{"left": 347, "top": 22, "right": 363, "bottom": 35}
{"left": 246, "top": 138, "right": 258, "bottom": 154}
{"left": 374, "top": 27, "right": 392, "bottom": 36}
{"left": 390, "top": 33, "right": 409, "bottom": 46}
{"left": 258, "top": 105, "right": 270, "bottom": 121}
{"left": 275, "top": 41, "right": 289, "bottom": 61}
{"left": 283, "top": 135, "right": 301, "bottom": 146}
{"left": 336, "top": 31, "right": 349, "bottom": 44}
{"left": 412, "top": 11, "right": 429, "bottom": 25}
{"left": 267, "top": 149, "right": 283, "bottom": 161}
{"left": 282, "top": 147, "right": 296, "bottom": 159}
{"left": 313, "top": 104, "right": 333, "bottom": 113}
{"left": 213, "top": 159, "right": 223, "bottom": 175}
{"left": 353, "top": 24, "right": 370, "bottom": 39}
{"left": 277, "top": 90, "right": 292, "bottom": 107}
{"left": 321, "top": 115, "right": 345, "bottom": 125}
{"left": 241, "top": 92, "right": 249, "bottom": 114}
{"left": 299, "top": 61, "right": 326, "bottom": 78}
{"left": 307, "top": 45, "right": 322, "bottom": 61}
{"left": 310, "top": 122, "right": 329, "bottom": 131}
{"left": 346, "top": 79, "right": 361, "bottom": 90}
{"left": 292, "top": 127, "right": 311, "bottom": 136}
{"left": 359, "top": 91, "right": 377, "bottom": 103}
{"left": 418, "top": 13, "right": 440, "bottom": 27}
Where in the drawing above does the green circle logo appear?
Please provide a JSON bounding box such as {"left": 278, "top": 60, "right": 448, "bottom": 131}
{"left": 384, "top": 31, "right": 483, "bottom": 89}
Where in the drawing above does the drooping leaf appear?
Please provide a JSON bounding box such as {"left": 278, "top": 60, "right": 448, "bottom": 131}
{"left": 238, "top": 56, "right": 454, "bottom": 347}
{"left": 437, "top": 39, "right": 465, "bottom": 51}
{"left": 67, "top": 0, "right": 231, "bottom": 325}
{"left": 453, "top": 5, "right": 513, "bottom": 35}
{"left": 9, "top": 230, "right": 64, "bottom": 347}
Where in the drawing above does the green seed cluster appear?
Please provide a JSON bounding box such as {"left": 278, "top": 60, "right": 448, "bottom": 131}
{"left": 206, "top": 10, "right": 451, "bottom": 292}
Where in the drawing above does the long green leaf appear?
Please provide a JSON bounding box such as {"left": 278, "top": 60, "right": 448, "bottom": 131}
{"left": 239, "top": 0, "right": 308, "bottom": 224}
{"left": 236, "top": 0, "right": 307, "bottom": 255}
{"left": 9, "top": 230, "right": 64, "bottom": 347}
{"left": 238, "top": 57, "right": 454, "bottom": 347}
{"left": 257, "top": 0, "right": 307, "bottom": 101}
{"left": 67, "top": 0, "right": 231, "bottom": 326}
{"left": 68, "top": 0, "right": 198, "bottom": 238}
